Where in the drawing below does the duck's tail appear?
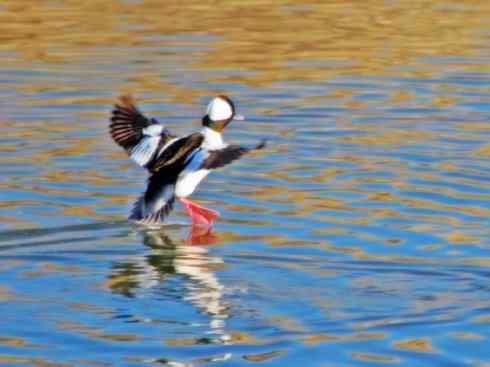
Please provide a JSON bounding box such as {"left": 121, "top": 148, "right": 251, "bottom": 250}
{"left": 129, "top": 173, "right": 176, "bottom": 225}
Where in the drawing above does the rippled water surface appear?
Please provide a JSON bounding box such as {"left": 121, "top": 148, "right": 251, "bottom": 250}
{"left": 1, "top": 1, "right": 490, "bottom": 366}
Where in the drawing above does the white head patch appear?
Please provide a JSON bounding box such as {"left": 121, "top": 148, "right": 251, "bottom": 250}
{"left": 206, "top": 97, "right": 233, "bottom": 121}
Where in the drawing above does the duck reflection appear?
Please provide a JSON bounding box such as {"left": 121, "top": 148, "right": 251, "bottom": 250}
{"left": 107, "top": 226, "right": 231, "bottom": 343}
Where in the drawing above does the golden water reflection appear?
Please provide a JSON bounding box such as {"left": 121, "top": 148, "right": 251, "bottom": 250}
{"left": 1, "top": 0, "right": 490, "bottom": 365}
{"left": 2, "top": 0, "right": 490, "bottom": 91}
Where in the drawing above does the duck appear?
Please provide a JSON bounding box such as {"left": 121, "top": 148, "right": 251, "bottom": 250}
{"left": 109, "top": 95, "right": 265, "bottom": 226}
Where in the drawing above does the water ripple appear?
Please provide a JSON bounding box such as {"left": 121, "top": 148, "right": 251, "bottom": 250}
{"left": 1, "top": 0, "right": 490, "bottom": 365}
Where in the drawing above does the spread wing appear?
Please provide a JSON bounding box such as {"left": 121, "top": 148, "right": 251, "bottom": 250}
{"left": 149, "top": 133, "right": 204, "bottom": 173}
{"left": 110, "top": 95, "right": 173, "bottom": 167}
{"left": 202, "top": 140, "right": 267, "bottom": 170}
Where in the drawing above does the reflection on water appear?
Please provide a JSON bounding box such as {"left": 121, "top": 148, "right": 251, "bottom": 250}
{"left": 1, "top": 0, "right": 490, "bottom": 365}
{"left": 110, "top": 230, "right": 231, "bottom": 343}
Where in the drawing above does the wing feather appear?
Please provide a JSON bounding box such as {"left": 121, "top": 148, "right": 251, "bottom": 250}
{"left": 109, "top": 95, "right": 172, "bottom": 167}
{"left": 202, "top": 140, "right": 266, "bottom": 170}
{"left": 110, "top": 95, "right": 153, "bottom": 149}
{"left": 149, "top": 133, "right": 204, "bottom": 173}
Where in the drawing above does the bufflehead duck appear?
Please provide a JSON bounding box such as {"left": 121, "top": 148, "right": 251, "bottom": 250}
{"left": 110, "top": 95, "right": 265, "bottom": 226}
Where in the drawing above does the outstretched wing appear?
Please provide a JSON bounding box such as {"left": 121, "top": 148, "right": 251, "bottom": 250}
{"left": 110, "top": 95, "right": 173, "bottom": 167}
{"left": 149, "top": 133, "right": 204, "bottom": 173}
{"left": 202, "top": 140, "right": 267, "bottom": 170}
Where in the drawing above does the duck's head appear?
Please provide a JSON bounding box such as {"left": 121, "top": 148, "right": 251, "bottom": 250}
{"left": 202, "top": 95, "right": 244, "bottom": 132}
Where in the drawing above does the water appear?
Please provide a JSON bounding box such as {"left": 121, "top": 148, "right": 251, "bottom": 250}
{"left": 1, "top": 0, "right": 490, "bottom": 365}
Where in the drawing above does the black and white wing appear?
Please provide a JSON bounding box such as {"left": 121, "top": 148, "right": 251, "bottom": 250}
{"left": 202, "top": 140, "right": 267, "bottom": 170}
{"left": 148, "top": 133, "right": 205, "bottom": 173}
{"left": 129, "top": 133, "right": 205, "bottom": 224}
{"left": 110, "top": 95, "right": 174, "bottom": 168}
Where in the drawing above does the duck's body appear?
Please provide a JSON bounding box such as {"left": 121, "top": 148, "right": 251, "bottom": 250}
{"left": 109, "top": 95, "right": 264, "bottom": 226}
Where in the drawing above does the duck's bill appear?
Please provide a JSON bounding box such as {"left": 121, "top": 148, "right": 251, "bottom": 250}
{"left": 233, "top": 114, "right": 245, "bottom": 121}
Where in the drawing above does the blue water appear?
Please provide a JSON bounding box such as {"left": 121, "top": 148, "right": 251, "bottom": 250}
{"left": 1, "top": 1, "right": 490, "bottom": 366}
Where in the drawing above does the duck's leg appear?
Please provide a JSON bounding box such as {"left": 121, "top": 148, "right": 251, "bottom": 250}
{"left": 180, "top": 198, "right": 220, "bottom": 227}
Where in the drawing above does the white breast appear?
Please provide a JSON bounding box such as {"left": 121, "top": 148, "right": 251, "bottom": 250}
{"left": 175, "top": 148, "right": 210, "bottom": 198}
{"left": 201, "top": 127, "right": 227, "bottom": 150}
{"left": 175, "top": 169, "right": 210, "bottom": 198}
